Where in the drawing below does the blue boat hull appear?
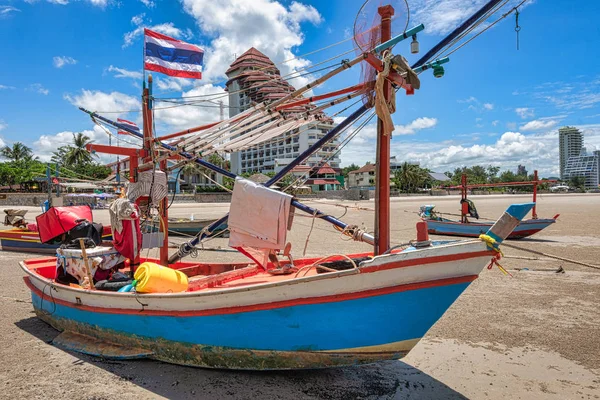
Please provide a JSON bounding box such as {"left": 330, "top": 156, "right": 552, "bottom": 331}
{"left": 29, "top": 278, "right": 472, "bottom": 369}
{"left": 425, "top": 218, "right": 556, "bottom": 239}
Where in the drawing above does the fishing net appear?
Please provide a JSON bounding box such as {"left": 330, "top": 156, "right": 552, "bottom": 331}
{"left": 353, "top": 0, "right": 409, "bottom": 106}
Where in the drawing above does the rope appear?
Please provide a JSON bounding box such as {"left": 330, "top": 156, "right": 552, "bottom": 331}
{"left": 374, "top": 51, "right": 395, "bottom": 136}
{"left": 302, "top": 209, "right": 318, "bottom": 256}
{"left": 479, "top": 234, "right": 511, "bottom": 276}
{"left": 501, "top": 242, "right": 600, "bottom": 271}
{"left": 294, "top": 254, "right": 359, "bottom": 278}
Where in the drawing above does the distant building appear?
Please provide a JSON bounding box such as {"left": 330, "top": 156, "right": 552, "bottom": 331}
{"left": 304, "top": 163, "right": 341, "bottom": 192}
{"left": 563, "top": 150, "right": 600, "bottom": 190}
{"left": 559, "top": 126, "right": 583, "bottom": 179}
{"left": 348, "top": 164, "right": 376, "bottom": 188}
{"left": 225, "top": 48, "right": 339, "bottom": 175}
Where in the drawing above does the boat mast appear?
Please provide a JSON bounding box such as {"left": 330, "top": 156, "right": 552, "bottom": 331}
{"left": 532, "top": 170, "right": 538, "bottom": 219}
{"left": 141, "top": 74, "right": 170, "bottom": 266}
{"left": 374, "top": 5, "right": 394, "bottom": 255}
{"left": 461, "top": 173, "right": 468, "bottom": 223}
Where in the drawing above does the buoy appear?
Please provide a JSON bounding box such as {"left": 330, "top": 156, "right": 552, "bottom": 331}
{"left": 134, "top": 262, "right": 188, "bottom": 293}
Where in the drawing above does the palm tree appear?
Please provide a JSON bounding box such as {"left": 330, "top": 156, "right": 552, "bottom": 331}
{"left": 65, "top": 133, "right": 95, "bottom": 166}
{"left": 1, "top": 142, "right": 33, "bottom": 162}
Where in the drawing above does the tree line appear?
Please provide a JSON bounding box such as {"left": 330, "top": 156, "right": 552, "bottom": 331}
{"left": 341, "top": 162, "right": 562, "bottom": 193}
{"left": 0, "top": 133, "right": 111, "bottom": 191}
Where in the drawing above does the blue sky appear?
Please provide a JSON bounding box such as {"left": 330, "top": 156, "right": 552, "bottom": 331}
{"left": 1, "top": 0, "right": 599, "bottom": 176}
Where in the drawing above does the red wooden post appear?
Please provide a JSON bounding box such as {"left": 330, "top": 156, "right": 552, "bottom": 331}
{"left": 374, "top": 4, "right": 394, "bottom": 256}
{"left": 532, "top": 170, "right": 538, "bottom": 219}
{"left": 461, "top": 173, "right": 468, "bottom": 223}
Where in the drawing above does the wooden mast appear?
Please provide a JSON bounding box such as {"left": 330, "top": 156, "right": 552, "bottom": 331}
{"left": 532, "top": 170, "right": 538, "bottom": 219}
{"left": 374, "top": 4, "right": 394, "bottom": 256}
{"left": 142, "top": 74, "right": 169, "bottom": 266}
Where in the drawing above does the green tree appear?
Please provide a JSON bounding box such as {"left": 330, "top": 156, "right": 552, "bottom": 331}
{"left": 569, "top": 176, "right": 585, "bottom": 191}
{"left": 1, "top": 142, "right": 34, "bottom": 163}
{"left": 342, "top": 163, "right": 360, "bottom": 178}
{"left": 64, "top": 133, "right": 95, "bottom": 166}
{"left": 393, "top": 162, "right": 429, "bottom": 193}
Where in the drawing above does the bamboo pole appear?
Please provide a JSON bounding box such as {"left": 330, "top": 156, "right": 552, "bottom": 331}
{"left": 78, "top": 238, "right": 96, "bottom": 290}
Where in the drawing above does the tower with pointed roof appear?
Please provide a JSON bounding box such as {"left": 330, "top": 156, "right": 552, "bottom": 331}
{"left": 225, "top": 48, "right": 340, "bottom": 177}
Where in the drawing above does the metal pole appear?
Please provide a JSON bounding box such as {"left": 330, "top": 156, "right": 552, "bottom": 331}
{"left": 461, "top": 173, "right": 467, "bottom": 223}
{"left": 55, "top": 163, "right": 60, "bottom": 198}
{"left": 532, "top": 170, "right": 538, "bottom": 219}
{"left": 46, "top": 163, "right": 51, "bottom": 207}
{"left": 374, "top": 5, "right": 394, "bottom": 256}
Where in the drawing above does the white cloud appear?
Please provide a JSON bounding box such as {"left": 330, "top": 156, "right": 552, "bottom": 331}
{"left": 515, "top": 107, "right": 534, "bottom": 119}
{"left": 180, "top": 0, "right": 323, "bottom": 85}
{"left": 64, "top": 90, "right": 140, "bottom": 116}
{"left": 153, "top": 84, "right": 228, "bottom": 130}
{"left": 395, "top": 117, "right": 438, "bottom": 135}
{"left": 341, "top": 123, "right": 600, "bottom": 177}
{"left": 87, "top": 0, "right": 108, "bottom": 6}
{"left": 0, "top": 84, "right": 15, "bottom": 90}
{"left": 53, "top": 56, "right": 77, "bottom": 68}
{"left": 45, "top": 0, "right": 108, "bottom": 6}
{"left": 131, "top": 13, "right": 145, "bottom": 26}
{"left": 155, "top": 77, "right": 194, "bottom": 92}
{"left": 140, "top": 0, "right": 154, "bottom": 7}
{"left": 411, "top": 0, "right": 534, "bottom": 35}
{"left": 491, "top": 120, "right": 499, "bottom": 126}
{"left": 28, "top": 83, "right": 49, "bottom": 95}
{"left": 107, "top": 65, "right": 143, "bottom": 80}
{"left": 32, "top": 125, "right": 131, "bottom": 163}
{"left": 459, "top": 96, "right": 494, "bottom": 112}
{"left": 520, "top": 119, "right": 559, "bottom": 131}
{"left": 0, "top": 120, "right": 7, "bottom": 132}
{"left": 123, "top": 22, "right": 191, "bottom": 48}
{"left": 0, "top": 6, "right": 21, "bottom": 17}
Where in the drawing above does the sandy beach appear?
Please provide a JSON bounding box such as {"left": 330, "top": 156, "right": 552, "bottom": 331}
{"left": 1, "top": 193, "right": 599, "bottom": 399}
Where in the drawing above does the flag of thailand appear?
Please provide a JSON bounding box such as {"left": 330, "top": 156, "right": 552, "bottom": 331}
{"left": 144, "top": 29, "right": 204, "bottom": 79}
{"left": 117, "top": 118, "right": 140, "bottom": 136}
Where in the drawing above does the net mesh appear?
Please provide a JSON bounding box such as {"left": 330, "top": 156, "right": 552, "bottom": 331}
{"left": 352, "top": 0, "right": 409, "bottom": 106}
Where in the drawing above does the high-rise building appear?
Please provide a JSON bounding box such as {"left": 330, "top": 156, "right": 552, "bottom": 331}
{"left": 563, "top": 150, "right": 600, "bottom": 190}
{"left": 225, "top": 48, "right": 339, "bottom": 175}
{"left": 559, "top": 126, "right": 583, "bottom": 179}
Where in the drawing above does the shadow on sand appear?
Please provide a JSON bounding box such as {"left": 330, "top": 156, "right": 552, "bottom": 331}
{"left": 15, "top": 317, "right": 467, "bottom": 399}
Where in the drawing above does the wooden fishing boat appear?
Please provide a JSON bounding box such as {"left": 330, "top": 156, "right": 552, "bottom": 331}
{"left": 424, "top": 217, "right": 557, "bottom": 239}
{"left": 21, "top": 0, "right": 528, "bottom": 370}
{"left": 0, "top": 226, "right": 112, "bottom": 254}
{"left": 21, "top": 203, "right": 532, "bottom": 369}
{"left": 421, "top": 172, "right": 559, "bottom": 239}
{"left": 151, "top": 217, "right": 228, "bottom": 236}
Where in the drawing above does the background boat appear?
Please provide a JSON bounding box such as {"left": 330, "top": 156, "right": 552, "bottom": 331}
{"left": 422, "top": 171, "right": 559, "bottom": 240}
{"left": 0, "top": 226, "right": 112, "bottom": 254}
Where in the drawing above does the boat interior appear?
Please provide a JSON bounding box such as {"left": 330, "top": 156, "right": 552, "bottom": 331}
{"left": 23, "top": 251, "right": 377, "bottom": 294}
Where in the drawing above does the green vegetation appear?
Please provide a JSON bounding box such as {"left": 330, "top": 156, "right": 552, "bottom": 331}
{"left": 393, "top": 162, "right": 432, "bottom": 193}
{"left": 568, "top": 176, "right": 585, "bottom": 191}
{"left": 0, "top": 134, "right": 112, "bottom": 191}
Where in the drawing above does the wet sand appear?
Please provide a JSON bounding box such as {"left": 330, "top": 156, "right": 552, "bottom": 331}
{"left": 0, "top": 193, "right": 599, "bottom": 399}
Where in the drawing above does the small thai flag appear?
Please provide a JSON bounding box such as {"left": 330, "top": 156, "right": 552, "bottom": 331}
{"left": 117, "top": 118, "right": 140, "bottom": 135}
{"left": 144, "top": 29, "right": 204, "bottom": 79}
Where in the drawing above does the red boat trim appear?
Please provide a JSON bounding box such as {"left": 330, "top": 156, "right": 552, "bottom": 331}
{"left": 24, "top": 274, "right": 478, "bottom": 317}
{"left": 360, "top": 250, "right": 492, "bottom": 273}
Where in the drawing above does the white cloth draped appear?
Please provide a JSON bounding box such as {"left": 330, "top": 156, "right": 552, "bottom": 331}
{"left": 228, "top": 178, "right": 293, "bottom": 268}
